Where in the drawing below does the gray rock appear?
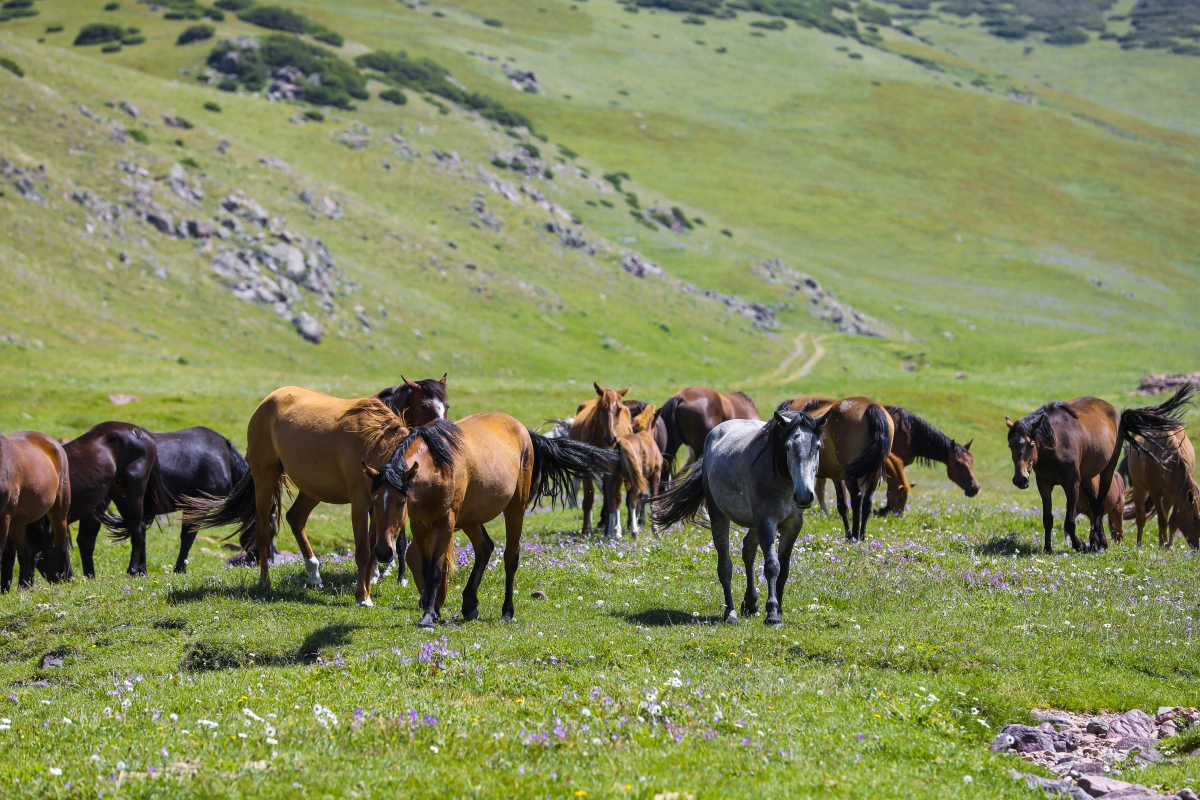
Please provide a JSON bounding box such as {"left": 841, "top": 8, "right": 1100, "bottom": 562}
{"left": 620, "top": 251, "right": 664, "bottom": 279}
{"left": 1010, "top": 770, "right": 1091, "bottom": 800}
{"left": 187, "top": 219, "right": 214, "bottom": 238}
{"left": 145, "top": 211, "right": 174, "bottom": 235}
{"left": 41, "top": 653, "right": 63, "bottom": 669}
{"left": 293, "top": 311, "right": 323, "bottom": 344}
{"left": 1108, "top": 710, "right": 1155, "bottom": 741}
{"left": 118, "top": 100, "right": 140, "bottom": 118}
{"left": 1087, "top": 720, "right": 1110, "bottom": 735}
{"left": 218, "top": 50, "right": 241, "bottom": 75}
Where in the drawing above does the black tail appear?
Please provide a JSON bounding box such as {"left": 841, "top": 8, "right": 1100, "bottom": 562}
{"left": 180, "top": 468, "right": 276, "bottom": 552}
{"left": 527, "top": 430, "right": 616, "bottom": 509}
{"left": 651, "top": 458, "right": 707, "bottom": 530}
{"left": 103, "top": 459, "right": 176, "bottom": 540}
{"left": 1119, "top": 384, "right": 1194, "bottom": 442}
{"left": 843, "top": 404, "right": 892, "bottom": 485}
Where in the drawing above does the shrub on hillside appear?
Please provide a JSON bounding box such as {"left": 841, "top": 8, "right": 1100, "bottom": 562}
{"left": 101, "top": 43, "right": 122, "bottom": 52}
{"left": 214, "top": 0, "right": 250, "bottom": 8}
{"left": 208, "top": 34, "right": 367, "bottom": 107}
{"left": 127, "top": 128, "right": 148, "bottom": 143}
{"left": 121, "top": 32, "right": 146, "bottom": 44}
{"left": 1044, "top": 26, "right": 1088, "bottom": 44}
{"left": 311, "top": 26, "right": 343, "bottom": 46}
{"left": 483, "top": 18, "right": 503, "bottom": 26}
{"left": 856, "top": 2, "right": 891, "bottom": 25}
{"left": 379, "top": 88, "right": 407, "bottom": 104}
{"left": 303, "top": 109, "right": 324, "bottom": 121}
{"left": 0, "top": 56, "right": 23, "bottom": 77}
{"left": 204, "top": 8, "right": 224, "bottom": 20}
{"left": 74, "top": 23, "right": 123, "bottom": 45}
{"left": 104, "top": 2, "right": 120, "bottom": 10}
{"left": 177, "top": 24, "right": 214, "bottom": 44}
{"left": 238, "top": 5, "right": 307, "bottom": 32}
{"left": 203, "top": 100, "right": 221, "bottom": 111}
{"left": 161, "top": 0, "right": 208, "bottom": 20}
{"left": 750, "top": 18, "right": 786, "bottom": 28}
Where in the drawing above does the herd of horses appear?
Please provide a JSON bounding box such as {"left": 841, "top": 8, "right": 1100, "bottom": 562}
{"left": 0, "top": 375, "right": 1195, "bottom": 626}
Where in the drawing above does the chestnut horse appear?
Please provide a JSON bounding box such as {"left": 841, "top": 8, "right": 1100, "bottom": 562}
{"left": 1005, "top": 386, "right": 1193, "bottom": 553}
{"left": 778, "top": 396, "right": 893, "bottom": 541}
{"left": 659, "top": 387, "right": 761, "bottom": 483}
{"left": 615, "top": 405, "right": 664, "bottom": 538}
{"left": 886, "top": 406, "right": 979, "bottom": 504}
{"left": 367, "top": 413, "right": 614, "bottom": 627}
{"left": 880, "top": 453, "right": 913, "bottom": 516}
{"left": 376, "top": 374, "right": 449, "bottom": 424}
{"left": 1127, "top": 427, "right": 1200, "bottom": 548}
{"left": 184, "top": 387, "right": 420, "bottom": 606}
{"left": 0, "top": 431, "right": 72, "bottom": 590}
{"left": 1074, "top": 471, "right": 1125, "bottom": 545}
{"left": 569, "top": 384, "right": 633, "bottom": 538}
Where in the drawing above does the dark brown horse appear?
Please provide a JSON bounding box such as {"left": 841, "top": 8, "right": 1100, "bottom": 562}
{"left": 0, "top": 431, "right": 72, "bottom": 590}
{"left": 1006, "top": 387, "right": 1193, "bottom": 553}
{"left": 886, "top": 406, "right": 979, "bottom": 505}
{"left": 569, "top": 384, "right": 632, "bottom": 538}
{"left": 376, "top": 374, "right": 449, "bottom": 425}
{"left": 659, "top": 387, "right": 760, "bottom": 483}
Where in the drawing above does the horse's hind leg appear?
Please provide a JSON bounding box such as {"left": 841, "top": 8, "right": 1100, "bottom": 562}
{"left": 1132, "top": 484, "right": 1148, "bottom": 547}
{"left": 175, "top": 520, "right": 198, "bottom": 574}
{"left": 1, "top": 542, "right": 13, "bottom": 593}
{"left": 460, "top": 524, "right": 495, "bottom": 622}
{"left": 581, "top": 477, "right": 595, "bottom": 536}
{"left": 857, "top": 478, "right": 878, "bottom": 542}
{"left": 16, "top": 536, "right": 35, "bottom": 588}
{"left": 1108, "top": 505, "right": 1123, "bottom": 546}
{"left": 501, "top": 504, "right": 525, "bottom": 622}
{"left": 1080, "top": 481, "right": 1106, "bottom": 551}
{"left": 740, "top": 529, "right": 759, "bottom": 617}
{"left": 350, "top": 496, "right": 377, "bottom": 608}
{"left": 710, "top": 509, "right": 737, "bottom": 624}
{"left": 834, "top": 481, "right": 851, "bottom": 540}
{"left": 77, "top": 515, "right": 101, "bottom": 578}
{"left": 775, "top": 516, "right": 803, "bottom": 614}
{"left": 816, "top": 477, "right": 829, "bottom": 516}
{"left": 1153, "top": 495, "right": 1170, "bottom": 549}
{"left": 626, "top": 485, "right": 639, "bottom": 539}
{"left": 1062, "top": 477, "right": 1085, "bottom": 551}
{"left": 847, "top": 481, "right": 865, "bottom": 543}
{"left": 284, "top": 492, "right": 323, "bottom": 587}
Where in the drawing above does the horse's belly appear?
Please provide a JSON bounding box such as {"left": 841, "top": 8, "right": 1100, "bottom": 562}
{"left": 455, "top": 471, "right": 518, "bottom": 527}
{"left": 280, "top": 460, "right": 353, "bottom": 505}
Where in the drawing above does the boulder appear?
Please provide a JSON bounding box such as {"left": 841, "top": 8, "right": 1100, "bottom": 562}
{"left": 293, "top": 311, "right": 323, "bottom": 344}
{"left": 1107, "top": 710, "right": 1155, "bottom": 741}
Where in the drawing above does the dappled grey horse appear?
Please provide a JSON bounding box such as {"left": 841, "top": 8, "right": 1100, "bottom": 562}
{"left": 653, "top": 410, "right": 825, "bottom": 625}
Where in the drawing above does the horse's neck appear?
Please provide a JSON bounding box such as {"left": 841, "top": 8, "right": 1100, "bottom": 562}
{"left": 905, "top": 420, "right": 950, "bottom": 463}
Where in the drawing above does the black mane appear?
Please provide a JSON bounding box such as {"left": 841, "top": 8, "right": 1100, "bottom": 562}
{"left": 886, "top": 406, "right": 953, "bottom": 467}
{"left": 376, "top": 378, "right": 449, "bottom": 418}
{"left": 374, "top": 418, "right": 463, "bottom": 493}
{"left": 753, "top": 411, "right": 819, "bottom": 478}
{"left": 1010, "top": 401, "right": 1078, "bottom": 450}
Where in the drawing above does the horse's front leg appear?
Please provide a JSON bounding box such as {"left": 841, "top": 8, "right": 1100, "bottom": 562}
{"left": 350, "top": 497, "right": 376, "bottom": 607}
{"left": 603, "top": 473, "right": 623, "bottom": 540}
{"left": 739, "top": 529, "right": 759, "bottom": 616}
{"left": 1080, "top": 480, "right": 1106, "bottom": 551}
{"left": 834, "top": 481, "right": 851, "bottom": 540}
{"left": 0, "top": 542, "right": 13, "bottom": 593}
{"left": 710, "top": 509, "right": 737, "bottom": 624}
{"left": 581, "top": 478, "right": 595, "bottom": 536}
{"left": 419, "top": 517, "right": 455, "bottom": 628}
{"left": 775, "top": 515, "right": 803, "bottom": 614}
{"left": 757, "top": 518, "right": 783, "bottom": 626}
{"left": 1036, "top": 476, "right": 1055, "bottom": 554}
{"left": 626, "top": 485, "right": 639, "bottom": 539}
{"left": 77, "top": 515, "right": 101, "bottom": 579}
{"left": 285, "top": 492, "right": 323, "bottom": 588}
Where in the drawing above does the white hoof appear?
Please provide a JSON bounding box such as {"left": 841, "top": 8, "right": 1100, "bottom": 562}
{"left": 370, "top": 564, "right": 381, "bottom": 585}
{"left": 305, "top": 557, "right": 322, "bottom": 587}
{"left": 357, "top": 598, "right": 374, "bottom": 608}
{"left": 400, "top": 575, "right": 409, "bottom": 588}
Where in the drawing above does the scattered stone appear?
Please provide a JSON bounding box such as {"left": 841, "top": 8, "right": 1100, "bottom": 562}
{"left": 531, "top": 589, "right": 547, "bottom": 600}
{"left": 339, "top": 121, "right": 371, "bottom": 150}
{"left": 470, "top": 195, "right": 503, "bottom": 231}
{"left": 1136, "top": 372, "right": 1200, "bottom": 396}
{"left": 167, "top": 164, "right": 203, "bottom": 204}
{"left": 391, "top": 133, "right": 421, "bottom": 160}
{"left": 186, "top": 219, "right": 213, "bottom": 238}
{"left": 754, "top": 258, "right": 885, "bottom": 337}
{"left": 216, "top": 138, "right": 232, "bottom": 155}
{"left": 502, "top": 63, "right": 541, "bottom": 93}
{"left": 40, "top": 653, "right": 63, "bottom": 669}
{"left": 620, "top": 251, "right": 664, "bottom": 279}
{"left": 118, "top": 100, "right": 140, "bottom": 118}
{"left": 1, "top": 158, "right": 48, "bottom": 205}
{"left": 108, "top": 393, "right": 139, "bottom": 405}
{"left": 545, "top": 219, "right": 597, "bottom": 253}
{"left": 292, "top": 311, "right": 323, "bottom": 344}
{"left": 258, "top": 156, "right": 291, "bottom": 174}
{"left": 162, "top": 114, "right": 190, "bottom": 129}
{"left": 145, "top": 211, "right": 174, "bottom": 235}
{"left": 77, "top": 103, "right": 95, "bottom": 120}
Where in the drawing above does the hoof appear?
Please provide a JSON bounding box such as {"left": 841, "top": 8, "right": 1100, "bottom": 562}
{"left": 765, "top": 613, "right": 782, "bottom": 626}
{"left": 357, "top": 598, "right": 375, "bottom": 608}
{"left": 740, "top": 600, "right": 758, "bottom": 616}
{"left": 462, "top": 605, "right": 478, "bottom": 622}
{"left": 417, "top": 614, "right": 437, "bottom": 629}
{"left": 399, "top": 576, "right": 409, "bottom": 588}
{"left": 501, "top": 612, "right": 515, "bottom": 623}
{"left": 723, "top": 611, "right": 738, "bottom": 625}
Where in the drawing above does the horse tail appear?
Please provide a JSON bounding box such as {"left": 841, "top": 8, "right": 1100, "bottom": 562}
{"left": 1099, "top": 383, "right": 1195, "bottom": 517}
{"left": 527, "top": 430, "right": 616, "bottom": 509}
{"left": 617, "top": 438, "right": 648, "bottom": 496}
{"left": 652, "top": 458, "right": 707, "bottom": 530}
{"left": 105, "top": 454, "right": 175, "bottom": 540}
{"left": 180, "top": 468, "right": 276, "bottom": 552}
{"left": 843, "top": 404, "right": 891, "bottom": 486}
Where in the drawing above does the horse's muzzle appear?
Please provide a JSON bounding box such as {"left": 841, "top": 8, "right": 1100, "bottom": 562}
{"left": 793, "top": 490, "right": 815, "bottom": 509}
{"left": 965, "top": 485, "right": 980, "bottom": 498}
{"left": 603, "top": 435, "right": 617, "bottom": 446}
{"left": 1012, "top": 475, "right": 1029, "bottom": 490}
{"left": 374, "top": 541, "right": 395, "bottom": 564}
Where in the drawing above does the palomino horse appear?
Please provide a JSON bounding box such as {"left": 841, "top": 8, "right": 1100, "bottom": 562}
{"left": 1006, "top": 386, "right": 1193, "bottom": 553}
{"left": 1127, "top": 427, "right": 1200, "bottom": 548}
{"left": 0, "top": 431, "right": 71, "bottom": 590}
{"left": 623, "top": 399, "right": 668, "bottom": 456}
{"left": 376, "top": 375, "right": 449, "bottom": 424}
{"left": 778, "top": 396, "right": 894, "bottom": 540}
{"left": 659, "top": 387, "right": 761, "bottom": 483}
{"left": 615, "top": 405, "right": 664, "bottom": 538}
{"left": 184, "top": 387, "right": 423, "bottom": 606}
{"left": 653, "top": 409, "right": 826, "bottom": 624}
{"left": 885, "top": 406, "right": 979, "bottom": 506}
{"left": 367, "top": 413, "right": 614, "bottom": 627}
{"left": 569, "top": 384, "right": 632, "bottom": 538}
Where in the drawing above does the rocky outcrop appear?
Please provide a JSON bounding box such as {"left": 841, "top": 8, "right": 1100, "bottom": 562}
{"left": 502, "top": 63, "right": 541, "bottom": 93}
{"left": 1, "top": 158, "right": 48, "bottom": 205}
{"left": 753, "top": 258, "right": 885, "bottom": 337}
{"left": 1135, "top": 373, "right": 1200, "bottom": 396}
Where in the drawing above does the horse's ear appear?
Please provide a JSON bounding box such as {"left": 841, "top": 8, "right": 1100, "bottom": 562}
{"left": 362, "top": 461, "right": 380, "bottom": 481}
{"left": 594, "top": 382, "right": 603, "bottom": 396}
{"left": 1005, "top": 418, "right": 1014, "bottom": 429}
{"left": 404, "top": 376, "right": 420, "bottom": 390}
{"left": 440, "top": 373, "right": 448, "bottom": 385}
{"left": 618, "top": 386, "right": 629, "bottom": 397}
{"left": 964, "top": 439, "right": 973, "bottom": 452}
{"left": 403, "top": 462, "right": 419, "bottom": 482}
{"left": 812, "top": 411, "right": 829, "bottom": 428}
{"left": 909, "top": 482, "right": 918, "bottom": 489}
{"left": 773, "top": 410, "right": 787, "bottom": 425}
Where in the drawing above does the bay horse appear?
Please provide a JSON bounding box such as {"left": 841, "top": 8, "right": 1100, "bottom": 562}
{"left": 653, "top": 409, "right": 826, "bottom": 625}
{"left": 659, "top": 387, "right": 761, "bottom": 484}
{"left": 615, "top": 405, "right": 664, "bottom": 538}
{"left": 376, "top": 374, "right": 449, "bottom": 424}
{"left": 1127, "top": 427, "right": 1200, "bottom": 548}
{"left": 367, "top": 413, "right": 614, "bottom": 627}
{"left": 886, "top": 406, "right": 979, "bottom": 504}
{"left": 1005, "top": 386, "right": 1193, "bottom": 553}
{"left": 778, "top": 396, "right": 893, "bottom": 540}
{"left": 0, "top": 431, "right": 72, "bottom": 590}
{"left": 569, "top": 384, "right": 632, "bottom": 538}
{"left": 184, "top": 387, "right": 423, "bottom": 606}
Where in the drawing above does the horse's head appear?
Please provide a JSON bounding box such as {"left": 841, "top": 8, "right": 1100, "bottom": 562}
{"left": 631, "top": 404, "right": 657, "bottom": 434}
{"left": 1005, "top": 416, "right": 1038, "bottom": 490}
{"left": 1170, "top": 483, "right": 1200, "bottom": 550}
{"left": 883, "top": 454, "right": 913, "bottom": 515}
{"left": 378, "top": 375, "right": 449, "bottom": 426}
{"left": 593, "top": 382, "right": 631, "bottom": 446}
{"left": 772, "top": 409, "right": 826, "bottom": 509}
{"left": 362, "top": 451, "right": 416, "bottom": 566}
{"left": 946, "top": 439, "right": 979, "bottom": 497}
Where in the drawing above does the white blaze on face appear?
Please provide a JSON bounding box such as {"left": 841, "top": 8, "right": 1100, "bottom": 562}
{"left": 431, "top": 399, "right": 446, "bottom": 419}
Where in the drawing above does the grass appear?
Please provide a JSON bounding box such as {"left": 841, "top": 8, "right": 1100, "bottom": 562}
{"left": 0, "top": 0, "right": 1198, "bottom": 793}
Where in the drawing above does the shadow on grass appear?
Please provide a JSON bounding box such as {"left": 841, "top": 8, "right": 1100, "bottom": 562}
{"left": 621, "top": 608, "right": 725, "bottom": 626}
{"left": 166, "top": 569, "right": 359, "bottom": 605}
{"left": 974, "top": 532, "right": 1039, "bottom": 557}
{"left": 181, "top": 622, "right": 361, "bottom": 672}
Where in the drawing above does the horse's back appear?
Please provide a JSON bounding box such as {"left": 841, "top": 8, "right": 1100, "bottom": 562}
{"left": 152, "top": 427, "right": 234, "bottom": 494}
{"left": 1063, "top": 397, "right": 1119, "bottom": 472}
{"left": 721, "top": 391, "right": 761, "bottom": 422}
{"left": 452, "top": 413, "right": 530, "bottom": 523}
{"left": 3, "top": 431, "right": 68, "bottom": 523}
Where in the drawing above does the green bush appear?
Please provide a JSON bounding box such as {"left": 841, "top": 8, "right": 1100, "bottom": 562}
{"left": 204, "top": 8, "right": 224, "bottom": 20}
{"left": 45, "top": 24, "right": 64, "bottom": 32}
{"left": 177, "top": 23, "right": 214, "bottom": 44}
{"left": 121, "top": 33, "right": 145, "bottom": 44}
{"left": 203, "top": 100, "right": 221, "bottom": 111}
{"left": 102, "top": 43, "right": 122, "bottom": 52}
{"left": 3, "top": 0, "right": 34, "bottom": 8}
{"left": 1045, "top": 26, "right": 1088, "bottom": 44}
{"left": 239, "top": 5, "right": 306, "bottom": 32}
{"left": 750, "top": 18, "right": 786, "bottom": 29}
{"left": 214, "top": 0, "right": 251, "bottom": 9}
{"left": 558, "top": 144, "right": 578, "bottom": 159}
{"left": 74, "top": 23, "right": 123, "bottom": 45}
{"left": 518, "top": 142, "right": 540, "bottom": 158}
{"left": 379, "top": 87, "right": 407, "bottom": 104}
{"left": 311, "top": 26, "right": 343, "bottom": 46}
{"left": 127, "top": 128, "right": 148, "bottom": 143}
{"left": 0, "top": 56, "right": 23, "bottom": 77}
{"left": 602, "top": 171, "right": 630, "bottom": 191}
{"left": 491, "top": 157, "right": 509, "bottom": 169}
{"left": 302, "top": 109, "right": 323, "bottom": 121}
{"left": 104, "top": 2, "right": 120, "bottom": 10}
{"left": 683, "top": 14, "right": 706, "bottom": 23}
{"left": 180, "top": 156, "right": 201, "bottom": 168}
{"left": 209, "top": 34, "right": 367, "bottom": 107}
{"left": 217, "top": 77, "right": 238, "bottom": 91}
{"left": 483, "top": 18, "right": 503, "bottom": 26}
{"left": 856, "top": 2, "right": 891, "bottom": 25}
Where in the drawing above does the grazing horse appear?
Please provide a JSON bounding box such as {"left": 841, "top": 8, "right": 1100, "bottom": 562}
{"left": 367, "top": 413, "right": 614, "bottom": 627}
{"left": 880, "top": 453, "right": 913, "bottom": 516}
{"left": 1127, "top": 427, "right": 1200, "bottom": 549}
{"left": 0, "top": 431, "right": 71, "bottom": 590}
{"left": 653, "top": 409, "right": 826, "bottom": 625}
{"left": 184, "top": 387, "right": 420, "bottom": 606}
{"left": 885, "top": 406, "right": 979, "bottom": 508}
{"left": 1074, "top": 471, "right": 1126, "bottom": 546}
{"left": 659, "top": 387, "right": 761, "bottom": 483}
{"left": 376, "top": 375, "right": 449, "bottom": 425}
{"left": 569, "top": 384, "right": 632, "bottom": 538}
{"left": 778, "top": 396, "right": 893, "bottom": 540}
{"left": 615, "top": 405, "right": 664, "bottom": 538}
{"left": 1006, "top": 387, "right": 1193, "bottom": 553}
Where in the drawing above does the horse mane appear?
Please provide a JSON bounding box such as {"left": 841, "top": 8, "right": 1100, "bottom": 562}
{"left": 886, "top": 406, "right": 953, "bottom": 467}
{"left": 752, "top": 411, "right": 817, "bottom": 478}
{"left": 728, "top": 391, "right": 755, "bottom": 403}
{"left": 1011, "top": 401, "right": 1078, "bottom": 450}
{"left": 340, "top": 398, "right": 410, "bottom": 453}
{"left": 375, "top": 378, "right": 448, "bottom": 419}
{"left": 632, "top": 404, "right": 656, "bottom": 433}
{"left": 375, "top": 418, "right": 464, "bottom": 493}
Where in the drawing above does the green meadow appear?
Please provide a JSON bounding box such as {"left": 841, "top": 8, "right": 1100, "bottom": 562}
{"left": 0, "top": 0, "right": 1197, "bottom": 793}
